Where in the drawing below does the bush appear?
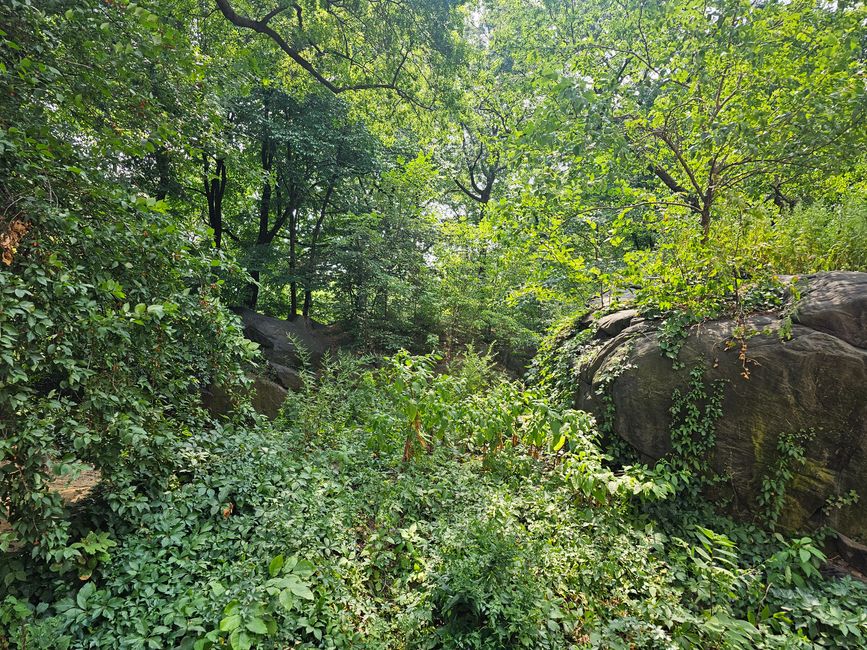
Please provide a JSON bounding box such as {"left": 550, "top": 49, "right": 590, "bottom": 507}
{"left": 6, "top": 351, "right": 867, "bottom": 649}
{"left": 1, "top": 0, "right": 256, "bottom": 573}
{"left": 617, "top": 197, "right": 867, "bottom": 319}
{"left": 767, "top": 198, "right": 867, "bottom": 274}
{"left": 0, "top": 189, "right": 256, "bottom": 566}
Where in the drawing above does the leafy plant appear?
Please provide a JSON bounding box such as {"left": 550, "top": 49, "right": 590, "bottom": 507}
{"left": 757, "top": 430, "right": 815, "bottom": 530}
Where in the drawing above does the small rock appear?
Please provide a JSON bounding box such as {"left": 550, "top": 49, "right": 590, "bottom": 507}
{"left": 595, "top": 309, "right": 638, "bottom": 338}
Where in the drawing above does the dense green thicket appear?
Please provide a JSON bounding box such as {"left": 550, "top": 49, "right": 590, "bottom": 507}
{"left": 3, "top": 0, "right": 867, "bottom": 647}
{"left": 0, "top": 0, "right": 256, "bottom": 565}
{"left": 4, "top": 352, "right": 867, "bottom": 649}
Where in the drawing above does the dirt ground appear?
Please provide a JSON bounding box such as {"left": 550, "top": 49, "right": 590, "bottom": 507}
{"left": 1, "top": 469, "right": 100, "bottom": 535}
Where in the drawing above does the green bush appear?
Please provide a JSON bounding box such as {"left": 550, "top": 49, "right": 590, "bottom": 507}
{"left": 1, "top": 0, "right": 256, "bottom": 573}
{"left": 5, "top": 351, "right": 867, "bottom": 649}
{"left": 0, "top": 193, "right": 255, "bottom": 562}
{"left": 617, "top": 197, "right": 867, "bottom": 319}
{"left": 767, "top": 199, "right": 867, "bottom": 274}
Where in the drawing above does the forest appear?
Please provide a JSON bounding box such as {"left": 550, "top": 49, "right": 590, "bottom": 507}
{"left": 1, "top": 0, "right": 867, "bottom": 647}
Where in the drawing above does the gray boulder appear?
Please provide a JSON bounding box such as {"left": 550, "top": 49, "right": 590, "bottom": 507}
{"left": 234, "top": 308, "right": 338, "bottom": 370}
{"left": 202, "top": 375, "right": 288, "bottom": 421}
{"left": 204, "top": 309, "right": 339, "bottom": 419}
{"left": 571, "top": 272, "right": 867, "bottom": 546}
{"left": 249, "top": 375, "right": 289, "bottom": 420}
{"left": 233, "top": 308, "right": 340, "bottom": 390}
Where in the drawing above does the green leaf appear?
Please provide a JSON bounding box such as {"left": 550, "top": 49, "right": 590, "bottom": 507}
{"left": 219, "top": 614, "right": 241, "bottom": 632}
{"left": 292, "top": 559, "right": 315, "bottom": 578}
{"left": 245, "top": 617, "right": 268, "bottom": 635}
{"left": 287, "top": 579, "right": 314, "bottom": 600}
{"left": 76, "top": 582, "right": 95, "bottom": 609}
{"left": 235, "top": 632, "right": 252, "bottom": 650}
{"left": 278, "top": 589, "right": 294, "bottom": 611}
{"left": 268, "top": 554, "right": 284, "bottom": 577}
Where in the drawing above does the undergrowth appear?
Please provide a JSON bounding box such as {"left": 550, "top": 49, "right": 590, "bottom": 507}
{"left": 2, "top": 350, "right": 867, "bottom": 649}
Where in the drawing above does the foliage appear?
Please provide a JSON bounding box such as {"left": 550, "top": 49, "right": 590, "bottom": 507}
{"left": 758, "top": 430, "right": 815, "bottom": 530}
{"left": 4, "top": 0, "right": 867, "bottom": 648}
{"left": 619, "top": 201, "right": 867, "bottom": 319}
{"left": 528, "top": 310, "right": 594, "bottom": 407}
{"left": 5, "top": 351, "right": 867, "bottom": 649}
{"left": 666, "top": 366, "right": 726, "bottom": 482}
{"left": 0, "top": 0, "right": 254, "bottom": 571}
{"left": 765, "top": 199, "right": 867, "bottom": 274}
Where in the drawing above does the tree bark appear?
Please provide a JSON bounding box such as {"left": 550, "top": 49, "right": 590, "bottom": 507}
{"left": 248, "top": 269, "right": 260, "bottom": 308}
{"left": 247, "top": 96, "right": 275, "bottom": 308}
{"left": 302, "top": 181, "right": 335, "bottom": 319}
{"left": 289, "top": 207, "right": 298, "bottom": 320}
{"left": 203, "top": 155, "right": 227, "bottom": 249}
{"left": 155, "top": 146, "right": 171, "bottom": 201}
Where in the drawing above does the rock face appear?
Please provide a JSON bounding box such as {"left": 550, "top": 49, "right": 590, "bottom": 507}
{"left": 572, "top": 272, "right": 867, "bottom": 546}
{"left": 202, "top": 375, "right": 289, "bottom": 420}
{"left": 249, "top": 375, "right": 289, "bottom": 419}
{"left": 204, "top": 309, "right": 341, "bottom": 419}
{"left": 233, "top": 307, "right": 339, "bottom": 372}
{"left": 234, "top": 307, "right": 341, "bottom": 392}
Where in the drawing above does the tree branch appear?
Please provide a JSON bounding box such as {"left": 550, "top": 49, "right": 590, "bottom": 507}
{"left": 213, "top": 0, "right": 429, "bottom": 107}
{"left": 454, "top": 178, "right": 483, "bottom": 203}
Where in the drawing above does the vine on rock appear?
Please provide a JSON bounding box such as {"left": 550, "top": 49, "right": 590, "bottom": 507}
{"left": 757, "top": 429, "right": 815, "bottom": 530}
{"left": 662, "top": 366, "right": 726, "bottom": 495}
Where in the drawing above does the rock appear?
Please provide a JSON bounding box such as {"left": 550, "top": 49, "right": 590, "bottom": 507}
{"left": 232, "top": 307, "right": 342, "bottom": 390}
{"left": 202, "top": 375, "right": 288, "bottom": 420}
{"left": 203, "top": 309, "right": 335, "bottom": 418}
{"left": 792, "top": 271, "right": 867, "bottom": 349}
{"left": 595, "top": 309, "right": 639, "bottom": 338}
{"left": 834, "top": 532, "right": 867, "bottom": 575}
{"left": 233, "top": 307, "right": 338, "bottom": 370}
{"left": 202, "top": 383, "right": 233, "bottom": 418}
{"left": 570, "top": 271, "right": 867, "bottom": 552}
{"left": 271, "top": 363, "right": 304, "bottom": 391}
{"left": 250, "top": 376, "right": 288, "bottom": 420}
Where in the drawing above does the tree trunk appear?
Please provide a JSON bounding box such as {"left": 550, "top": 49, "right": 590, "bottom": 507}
{"left": 302, "top": 289, "right": 312, "bottom": 319}
{"left": 302, "top": 181, "right": 335, "bottom": 320}
{"left": 248, "top": 124, "right": 275, "bottom": 308}
{"left": 155, "top": 146, "right": 171, "bottom": 201}
{"left": 289, "top": 208, "right": 298, "bottom": 320}
{"left": 248, "top": 269, "right": 260, "bottom": 308}
{"left": 203, "top": 155, "right": 227, "bottom": 249}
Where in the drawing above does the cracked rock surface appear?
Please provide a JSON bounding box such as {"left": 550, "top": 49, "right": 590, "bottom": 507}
{"left": 572, "top": 271, "right": 867, "bottom": 553}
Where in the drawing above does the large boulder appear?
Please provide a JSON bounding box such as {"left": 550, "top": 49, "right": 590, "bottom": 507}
{"left": 232, "top": 307, "right": 343, "bottom": 392}
{"left": 204, "top": 309, "right": 341, "bottom": 419}
{"left": 233, "top": 307, "right": 340, "bottom": 377}
{"left": 249, "top": 375, "right": 289, "bottom": 420}
{"left": 572, "top": 272, "right": 867, "bottom": 548}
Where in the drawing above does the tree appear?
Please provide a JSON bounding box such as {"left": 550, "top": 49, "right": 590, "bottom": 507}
{"left": 0, "top": 0, "right": 252, "bottom": 562}
{"left": 494, "top": 0, "right": 866, "bottom": 236}
{"left": 213, "top": 0, "right": 463, "bottom": 106}
{"left": 226, "top": 90, "right": 377, "bottom": 316}
{"left": 302, "top": 151, "right": 439, "bottom": 350}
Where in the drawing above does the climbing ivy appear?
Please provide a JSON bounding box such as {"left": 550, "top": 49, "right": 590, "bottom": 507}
{"left": 757, "top": 429, "right": 815, "bottom": 530}
{"left": 660, "top": 366, "right": 726, "bottom": 494}
{"left": 528, "top": 311, "right": 594, "bottom": 407}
